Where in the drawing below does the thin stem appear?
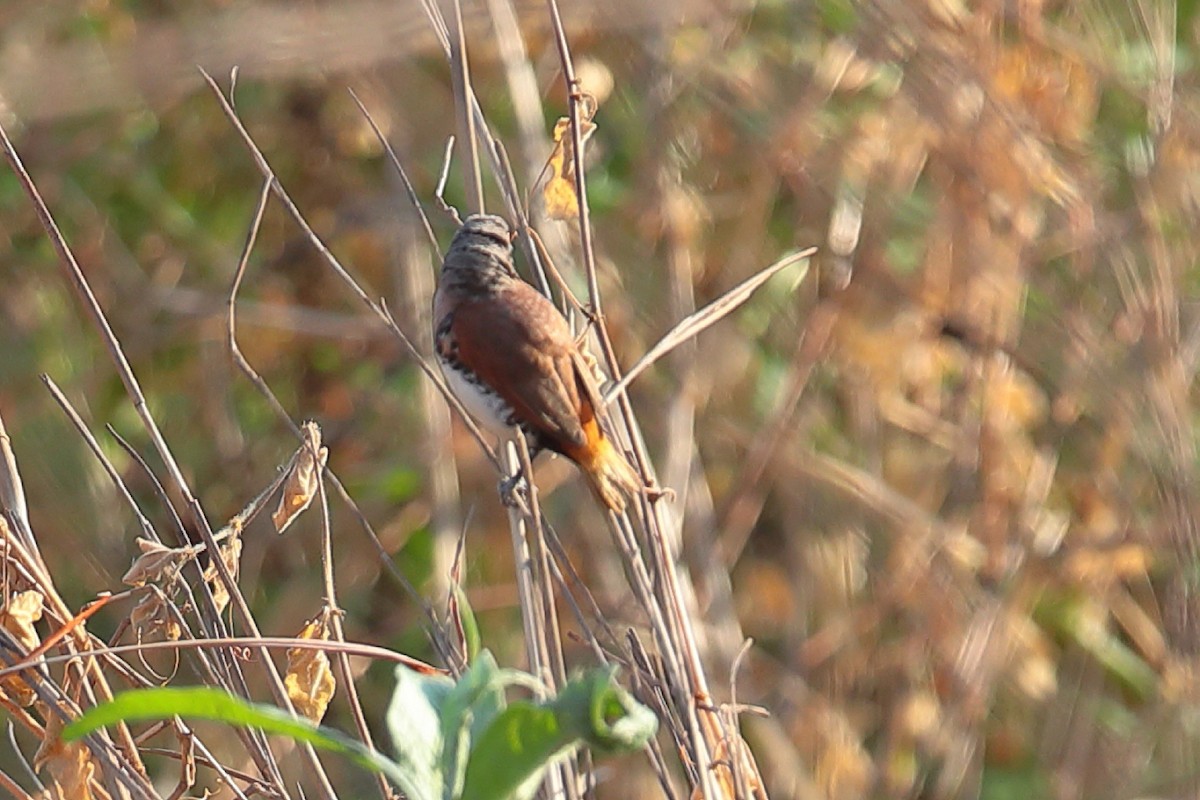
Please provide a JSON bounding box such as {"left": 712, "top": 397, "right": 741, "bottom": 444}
{"left": 0, "top": 98, "right": 297, "bottom": 800}
{"left": 448, "top": 0, "right": 485, "bottom": 213}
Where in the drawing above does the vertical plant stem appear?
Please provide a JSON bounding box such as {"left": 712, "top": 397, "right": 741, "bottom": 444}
{"left": 448, "top": 0, "right": 485, "bottom": 214}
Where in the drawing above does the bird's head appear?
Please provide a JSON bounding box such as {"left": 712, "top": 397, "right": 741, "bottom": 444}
{"left": 439, "top": 214, "right": 520, "bottom": 291}
{"left": 454, "top": 214, "right": 513, "bottom": 249}
{"left": 453, "top": 213, "right": 516, "bottom": 255}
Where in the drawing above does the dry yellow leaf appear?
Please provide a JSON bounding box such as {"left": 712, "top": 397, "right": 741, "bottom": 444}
{"left": 204, "top": 532, "right": 243, "bottom": 616}
{"left": 542, "top": 114, "right": 597, "bottom": 221}
{"left": 0, "top": 590, "right": 43, "bottom": 706}
{"left": 35, "top": 703, "right": 96, "bottom": 800}
{"left": 273, "top": 421, "right": 329, "bottom": 534}
{"left": 987, "top": 369, "right": 1046, "bottom": 431}
{"left": 285, "top": 613, "right": 336, "bottom": 723}
{"left": 575, "top": 58, "right": 614, "bottom": 106}
{"left": 1161, "top": 658, "right": 1199, "bottom": 704}
{"left": 1066, "top": 544, "right": 1151, "bottom": 583}
{"left": 129, "top": 592, "right": 182, "bottom": 642}
{"left": 993, "top": 40, "right": 1096, "bottom": 148}
{"left": 1, "top": 590, "right": 43, "bottom": 650}
{"left": 0, "top": 673, "right": 35, "bottom": 707}
{"left": 122, "top": 538, "right": 189, "bottom": 587}
{"left": 898, "top": 691, "right": 941, "bottom": 739}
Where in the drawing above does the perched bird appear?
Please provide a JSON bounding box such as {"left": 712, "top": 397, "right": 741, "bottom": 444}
{"left": 433, "top": 214, "right": 641, "bottom": 512}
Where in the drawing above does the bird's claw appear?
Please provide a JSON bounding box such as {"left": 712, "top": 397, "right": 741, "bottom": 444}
{"left": 498, "top": 473, "right": 531, "bottom": 509}
{"left": 645, "top": 484, "right": 676, "bottom": 503}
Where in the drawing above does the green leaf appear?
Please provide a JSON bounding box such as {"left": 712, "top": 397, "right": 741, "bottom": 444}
{"left": 817, "top": 0, "right": 858, "bottom": 34}
{"left": 437, "top": 652, "right": 507, "bottom": 798}
{"left": 561, "top": 669, "right": 658, "bottom": 755}
{"left": 388, "top": 665, "right": 456, "bottom": 800}
{"left": 459, "top": 668, "right": 657, "bottom": 800}
{"left": 451, "top": 582, "right": 482, "bottom": 664}
{"left": 62, "top": 686, "right": 428, "bottom": 800}
{"left": 460, "top": 703, "right": 568, "bottom": 800}
{"left": 982, "top": 758, "right": 1050, "bottom": 800}
{"left": 1181, "top": 0, "right": 1199, "bottom": 45}
{"left": 388, "top": 651, "right": 546, "bottom": 800}
{"left": 1035, "top": 592, "right": 1157, "bottom": 701}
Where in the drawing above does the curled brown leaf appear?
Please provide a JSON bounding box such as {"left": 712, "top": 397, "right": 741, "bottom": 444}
{"left": 273, "top": 421, "right": 329, "bottom": 534}
{"left": 0, "top": 590, "right": 42, "bottom": 705}
{"left": 541, "top": 109, "right": 597, "bottom": 221}
{"left": 122, "top": 538, "right": 191, "bottom": 587}
{"left": 35, "top": 702, "right": 97, "bottom": 800}
{"left": 284, "top": 611, "right": 336, "bottom": 724}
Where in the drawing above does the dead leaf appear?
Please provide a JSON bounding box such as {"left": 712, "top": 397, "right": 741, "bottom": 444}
{"left": 122, "top": 538, "right": 190, "bottom": 587}
{"left": 542, "top": 112, "right": 597, "bottom": 221}
{"left": 0, "top": 590, "right": 43, "bottom": 706}
{"left": 1, "top": 590, "right": 43, "bottom": 650}
{"left": 0, "top": 673, "right": 35, "bottom": 707}
{"left": 130, "top": 592, "right": 182, "bottom": 642}
{"left": 273, "top": 421, "right": 329, "bottom": 534}
{"left": 812, "top": 713, "right": 873, "bottom": 800}
{"left": 204, "top": 531, "right": 243, "bottom": 616}
{"left": 35, "top": 703, "right": 96, "bottom": 800}
{"left": 284, "top": 612, "right": 336, "bottom": 723}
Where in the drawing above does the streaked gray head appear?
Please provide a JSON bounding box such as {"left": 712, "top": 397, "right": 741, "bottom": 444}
{"left": 453, "top": 214, "right": 512, "bottom": 251}
{"left": 439, "top": 214, "right": 519, "bottom": 294}
{"left": 444, "top": 212, "right": 513, "bottom": 266}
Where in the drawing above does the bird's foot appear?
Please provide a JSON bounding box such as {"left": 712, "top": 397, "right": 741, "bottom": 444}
{"left": 644, "top": 483, "right": 676, "bottom": 503}
{"left": 498, "top": 472, "right": 531, "bottom": 509}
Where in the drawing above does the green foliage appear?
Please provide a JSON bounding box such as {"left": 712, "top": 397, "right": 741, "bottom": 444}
{"left": 816, "top": 0, "right": 858, "bottom": 34}
{"left": 451, "top": 582, "right": 482, "bottom": 663}
{"left": 1035, "top": 590, "right": 1158, "bottom": 702}
{"left": 388, "top": 652, "right": 657, "bottom": 800}
{"left": 62, "top": 685, "right": 424, "bottom": 797}
{"left": 981, "top": 760, "right": 1051, "bottom": 800}
{"left": 397, "top": 526, "right": 437, "bottom": 589}
{"left": 458, "top": 668, "right": 656, "bottom": 800}
{"left": 389, "top": 651, "right": 656, "bottom": 800}
{"left": 62, "top": 653, "right": 655, "bottom": 800}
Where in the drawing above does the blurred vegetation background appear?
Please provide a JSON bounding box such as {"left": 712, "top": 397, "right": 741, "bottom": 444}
{"left": 2, "top": 0, "right": 1200, "bottom": 797}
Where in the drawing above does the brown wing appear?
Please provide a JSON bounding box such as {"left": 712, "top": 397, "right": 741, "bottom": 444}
{"left": 451, "top": 282, "right": 589, "bottom": 451}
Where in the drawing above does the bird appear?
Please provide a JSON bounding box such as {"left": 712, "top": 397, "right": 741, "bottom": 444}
{"left": 433, "top": 213, "right": 641, "bottom": 512}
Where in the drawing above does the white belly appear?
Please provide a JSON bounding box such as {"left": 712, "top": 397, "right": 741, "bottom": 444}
{"left": 438, "top": 359, "right": 513, "bottom": 437}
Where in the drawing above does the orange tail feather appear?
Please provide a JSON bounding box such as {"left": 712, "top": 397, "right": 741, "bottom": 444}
{"left": 581, "top": 436, "right": 641, "bottom": 513}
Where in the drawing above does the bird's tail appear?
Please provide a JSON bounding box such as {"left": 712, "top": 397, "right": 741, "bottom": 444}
{"left": 581, "top": 436, "right": 641, "bottom": 513}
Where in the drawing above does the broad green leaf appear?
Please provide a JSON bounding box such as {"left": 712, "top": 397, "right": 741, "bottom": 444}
{"left": 461, "top": 703, "right": 567, "bottom": 800}
{"left": 460, "top": 668, "right": 657, "bottom": 800}
{"left": 388, "top": 665, "right": 455, "bottom": 800}
{"left": 437, "top": 651, "right": 507, "bottom": 799}
{"left": 559, "top": 669, "right": 658, "bottom": 754}
{"left": 61, "top": 686, "right": 427, "bottom": 800}
{"left": 389, "top": 652, "right": 545, "bottom": 800}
